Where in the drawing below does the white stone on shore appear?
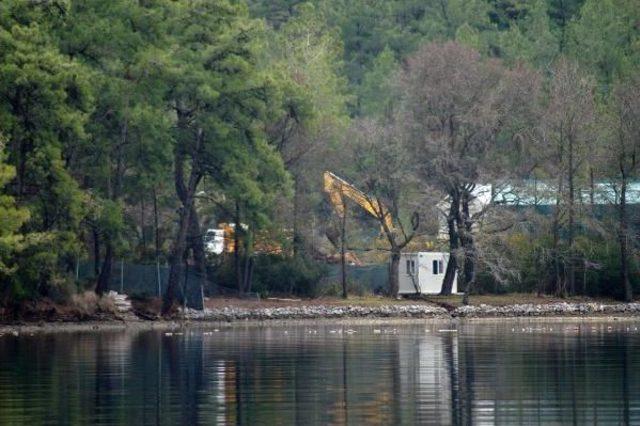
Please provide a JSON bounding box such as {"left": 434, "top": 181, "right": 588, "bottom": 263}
{"left": 176, "top": 301, "right": 640, "bottom": 322}
{"left": 179, "top": 303, "right": 449, "bottom": 321}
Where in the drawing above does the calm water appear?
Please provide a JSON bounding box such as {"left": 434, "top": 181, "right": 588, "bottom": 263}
{"left": 1, "top": 320, "right": 639, "bottom": 425}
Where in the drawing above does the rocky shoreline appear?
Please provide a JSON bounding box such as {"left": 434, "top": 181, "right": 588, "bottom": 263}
{"left": 453, "top": 302, "right": 640, "bottom": 318}
{"left": 182, "top": 304, "right": 450, "bottom": 321}
{"left": 3, "top": 302, "right": 640, "bottom": 335}
{"left": 182, "top": 302, "right": 640, "bottom": 321}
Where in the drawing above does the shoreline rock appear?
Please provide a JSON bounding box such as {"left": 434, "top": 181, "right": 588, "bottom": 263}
{"left": 180, "top": 302, "right": 640, "bottom": 321}
{"left": 181, "top": 304, "right": 450, "bottom": 321}
{"left": 452, "top": 302, "right": 640, "bottom": 318}
{"left": 4, "top": 302, "right": 640, "bottom": 334}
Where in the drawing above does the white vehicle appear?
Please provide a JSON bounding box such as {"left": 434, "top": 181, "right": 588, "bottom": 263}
{"left": 203, "top": 229, "right": 225, "bottom": 255}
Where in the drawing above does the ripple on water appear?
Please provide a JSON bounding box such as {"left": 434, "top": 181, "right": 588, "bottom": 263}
{"left": 0, "top": 320, "right": 639, "bottom": 425}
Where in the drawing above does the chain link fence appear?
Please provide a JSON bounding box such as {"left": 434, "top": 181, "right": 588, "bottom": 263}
{"left": 77, "top": 261, "right": 205, "bottom": 309}
{"left": 320, "top": 264, "right": 389, "bottom": 295}
{"left": 77, "top": 259, "right": 390, "bottom": 306}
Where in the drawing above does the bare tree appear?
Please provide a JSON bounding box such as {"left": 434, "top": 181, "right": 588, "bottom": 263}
{"left": 340, "top": 119, "right": 431, "bottom": 298}
{"left": 264, "top": 7, "right": 349, "bottom": 259}
{"left": 398, "top": 41, "right": 540, "bottom": 303}
{"left": 540, "top": 59, "right": 596, "bottom": 297}
{"left": 603, "top": 76, "right": 640, "bottom": 301}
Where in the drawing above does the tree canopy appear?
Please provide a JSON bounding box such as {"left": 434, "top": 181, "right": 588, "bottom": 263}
{"left": 1, "top": 0, "right": 640, "bottom": 308}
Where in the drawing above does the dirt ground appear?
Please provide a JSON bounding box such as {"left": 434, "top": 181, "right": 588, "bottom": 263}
{"left": 204, "top": 293, "right": 621, "bottom": 311}
{"left": 425, "top": 293, "right": 620, "bottom": 309}
{"left": 203, "top": 295, "right": 424, "bottom": 309}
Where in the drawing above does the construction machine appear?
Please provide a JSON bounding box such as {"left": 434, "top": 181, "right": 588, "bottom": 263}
{"left": 323, "top": 171, "right": 393, "bottom": 232}
{"left": 323, "top": 171, "right": 429, "bottom": 242}
{"left": 322, "top": 171, "right": 432, "bottom": 278}
{"left": 321, "top": 171, "right": 399, "bottom": 266}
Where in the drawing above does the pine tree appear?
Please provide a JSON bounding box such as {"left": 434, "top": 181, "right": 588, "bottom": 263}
{"left": 569, "top": 0, "right": 640, "bottom": 88}
{"left": 0, "top": 0, "right": 90, "bottom": 299}
{"left": 0, "top": 138, "right": 30, "bottom": 302}
{"left": 162, "top": 0, "right": 289, "bottom": 310}
{"left": 59, "top": 0, "right": 173, "bottom": 294}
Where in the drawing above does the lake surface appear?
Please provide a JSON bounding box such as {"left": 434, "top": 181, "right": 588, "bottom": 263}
{"left": 1, "top": 320, "right": 639, "bottom": 425}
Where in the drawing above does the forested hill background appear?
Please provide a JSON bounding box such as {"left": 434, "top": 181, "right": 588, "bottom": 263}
{"left": 247, "top": 0, "right": 635, "bottom": 110}
{"left": 0, "top": 0, "right": 639, "bottom": 310}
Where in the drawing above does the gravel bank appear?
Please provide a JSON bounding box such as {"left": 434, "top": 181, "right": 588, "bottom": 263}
{"left": 4, "top": 302, "right": 640, "bottom": 335}
{"left": 452, "top": 302, "right": 640, "bottom": 318}
{"left": 182, "top": 302, "right": 640, "bottom": 321}
{"left": 182, "top": 304, "right": 450, "bottom": 321}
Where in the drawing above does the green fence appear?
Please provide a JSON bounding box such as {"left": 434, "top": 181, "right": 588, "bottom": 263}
{"left": 78, "top": 261, "right": 205, "bottom": 309}
{"left": 321, "top": 264, "right": 389, "bottom": 294}
{"left": 78, "top": 259, "right": 390, "bottom": 303}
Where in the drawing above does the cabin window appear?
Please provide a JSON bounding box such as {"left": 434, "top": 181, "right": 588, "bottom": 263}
{"left": 406, "top": 259, "right": 416, "bottom": 275}
{"left": 433, "top": 260, "right": 438, "bottom": 275}
{"left": 439, "top": 260, "right": 444, "bottom": 275}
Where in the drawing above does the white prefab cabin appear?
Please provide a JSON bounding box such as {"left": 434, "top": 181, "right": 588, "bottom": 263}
{"left": 398, "top": 252, "right": 457, "bottom": 294}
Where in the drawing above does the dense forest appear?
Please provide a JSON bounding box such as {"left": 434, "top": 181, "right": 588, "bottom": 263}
{"left": 1, "top": 0, "right": 639, "bottom": 312}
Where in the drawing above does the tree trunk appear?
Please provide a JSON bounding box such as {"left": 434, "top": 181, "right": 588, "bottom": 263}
{"left": 340, "top": 204, "right": 347, "bottom": 299}
{"left": 552, "top": 167, "right": 565, "bottom": 297}
{"left": 96, "top": 241, "right": 113, "bottom": 295}
{"left": 460, "top": 191, "right": 475, "bottom": 306}
{"left": 153, "top": 187, "right": 162, "bottom": 298}
{"left": 441, "top": 256, "right": 458, "bottom": 295}
{"left": 461, "top": 251, "right": 475, "bottom": 306}
{"left": 589, "top": 167, "right": 595, "bottom": 205}
{"left": 243, "top": 255, "right": 254, "bottom": 293}
{"left": 234, "top": 201, "right": 243, "bottom": 293}
{"left": 164, "top": 204, "right": 192, "bottom": 313}
{"left": 292, "top": 176, "right": 303, "bottom": 257}
{"left": 389, "top": 250, "right": 400, "bottom": 298}
{"left": 163, "top": 121, "right": 202, "bottom": 314}
{"left": 93, "top": 226, "right": 101, "bottom": 277}
{"left": 620, "top": 173, "right": 632, "bottom": 302}
{"left": 188, "top": 205, "right": 207, "bottom": 300}
{"left": 552, "top": 217, "right": 563, "bottom": 297}
{"left": 567, "top": 134, "right": 576, "bottom": 296}
{"left": 440, "top": 192, "right": 459, "bottom": 295}
{"left": 16, "top": 138, "right": 27, "bottom": 197}
{"left": 140, "top": 192, "right": 146, "bottom": 251}
{"left": 96, "top": 117, "right": 126, "bottom": 296}
{"left": 241, "top": 229, "right": 254, "bottom": 293}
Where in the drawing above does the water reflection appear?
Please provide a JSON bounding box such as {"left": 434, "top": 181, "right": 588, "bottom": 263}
{"left": 0, "top": 322, "right": 639, "bottom": 425}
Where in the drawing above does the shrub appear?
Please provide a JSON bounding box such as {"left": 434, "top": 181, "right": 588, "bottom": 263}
{"left": 252, "top": 255, "right": 328, "bottom": 297}
{"left": 320, "top": 280, "right": 371, "bottom": 297}
{"left": 211, "top": 254, "right": 328, "bottom": 297}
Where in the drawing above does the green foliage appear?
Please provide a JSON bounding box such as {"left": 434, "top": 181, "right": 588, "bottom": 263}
{"left": 252, "top": 254, "right": 328, "bottom": 297}
{"left": 0, "top": 143, "right": 29, "bottom": 285}
{"left": 0, "top": 1, "right": 90, "bottom": 301}
{"left": 546, "top": 0, "right": 585, "bottom": 48}
{"left": 212, "top": 254, "right": 327, "bottom": 297}
{"left": 568, "top": 0, "right": 640, "bottom": 87}
{"left": 358, "top": 47, "right": 397, "bottom": 117}
{"left": 0, "top": 8, "right": 90, "bottom": 234}
{"left": 498, "top": 0, "right": 558, "bottom": 67}
{"left": 246, "top": 0, "right": 305, "bottom": 28}
{"left": 322, "top": 280, "right": 371, "bottom": 297}
{"left": 0, "top": 160, "right": 79, "bottom": 302}
{"left": 60, "top": 0, "right": 173, "bottom": 260}
{"left": 249, "top": 2, "right": 351, "bottom": 260}
{"left": 264, "top": 3, "right": 350, "bottom": 134}
{"left": 325, "top": 0, "right": 497, "bottom": 97}
{"left": 487, "top": 0, "right": 532, "bottom": 30}
{"left": 0, "top": 0, "right": 639, "bottom": 306}
{"left": 167, "top": 0, "right": 291, "bottom": 226}
{"left": 501, "top": 230, "right": 554, "bottom": 293}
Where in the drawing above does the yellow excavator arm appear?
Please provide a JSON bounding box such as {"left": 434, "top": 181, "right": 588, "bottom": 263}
{"left": 323, "top": 171, "right": 394, "bottom": 231}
